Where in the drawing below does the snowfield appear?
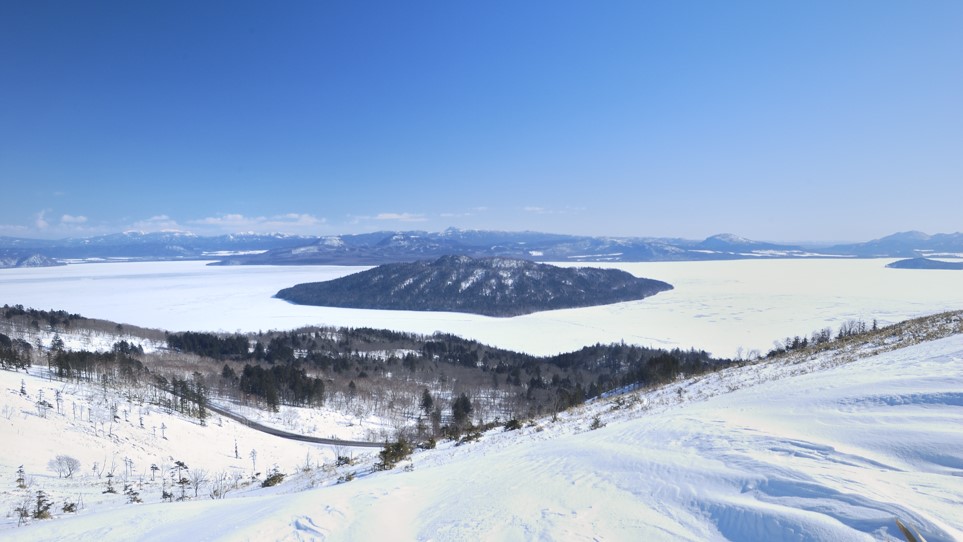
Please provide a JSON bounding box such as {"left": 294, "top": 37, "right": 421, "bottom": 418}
{"left": 3, "top": 317, "right": 961, "bottom": 541}
{"left": 1, "top": 259, "right": 963, "bottom": 357}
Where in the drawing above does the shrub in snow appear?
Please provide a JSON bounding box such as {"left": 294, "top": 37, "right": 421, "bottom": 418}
{"left": 457, "top": 428, "right": 482, "bottom": 445}
{"left": 376, "top": 438, "right": 413, "bottom": 471}
{"left": 261, "top": 467, "right": 285, "bottom": 488}
{"left": 589, "top": 415, "right": 605, "bottom": 430}
{"left": 14, "top": 498, "right": 31, "bottom": 526}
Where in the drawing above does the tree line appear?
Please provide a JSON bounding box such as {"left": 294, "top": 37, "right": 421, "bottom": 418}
{"left": 169, "top": 327, "right": 727, "bottom": 422}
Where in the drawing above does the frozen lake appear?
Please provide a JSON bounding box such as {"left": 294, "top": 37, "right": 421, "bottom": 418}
{"left": 1, "top": 259, "right": 961, "bottom": 357}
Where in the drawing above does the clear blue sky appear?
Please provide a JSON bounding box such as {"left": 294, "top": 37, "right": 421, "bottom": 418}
{"left": 1, "top": 1, "right": 961, "bottom": 242}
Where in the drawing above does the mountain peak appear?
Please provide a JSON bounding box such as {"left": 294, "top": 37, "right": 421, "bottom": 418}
{"left": 704, "top": 233, "right": 754, "bottom": 245}
{"left": 879, "top": 231, "right": 931, "bottom": 242}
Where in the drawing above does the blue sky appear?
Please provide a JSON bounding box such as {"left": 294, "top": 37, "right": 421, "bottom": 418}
{"left": 1, "top": 1, "right": 960, "bottom": 242}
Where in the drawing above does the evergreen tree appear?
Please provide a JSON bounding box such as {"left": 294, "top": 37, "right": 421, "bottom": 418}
{"left": 420, "top": 388, "right": 434, "bottom": 416}
{"left": 452, "top": 393, "right": 473, "bottom": 426}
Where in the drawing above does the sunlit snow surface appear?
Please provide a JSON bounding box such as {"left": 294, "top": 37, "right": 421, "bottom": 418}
{"left": 1, "top": 259, "right": 962, "bottom": 356}
{"left": 6, "top": 331, "right": 962, "bottom": 541}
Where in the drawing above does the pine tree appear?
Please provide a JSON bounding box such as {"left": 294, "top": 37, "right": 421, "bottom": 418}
{"left": 420, "top": 388, "right": 434, "bottom": 416}
{"left": 33, "top": 490, "right": 52, "bottom": 519}
{"left": 452, "top": 393, "right": 473, "bottom": 427}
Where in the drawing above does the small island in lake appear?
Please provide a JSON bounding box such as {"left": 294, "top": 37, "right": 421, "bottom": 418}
{"left": 276, "top": 255, "right": 673, "bottom": 317}
{"left": 886, "top": 257, "right": 963, "bottom": 270}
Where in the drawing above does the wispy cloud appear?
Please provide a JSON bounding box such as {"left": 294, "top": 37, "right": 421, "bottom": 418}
{"left": 60, "top": 214, "right": 88, "bottom": 224}
{"left": 0, "top": 223, "right": 30, "bottom": 236}
{"left": 522, "top": 205, "right": 584, "bottom": 215}
{"left": 2, "top": 211, "right": 330, "bottom": 239}
{"left": 370, "top": 212, "right": 428, "bottom": 222}
{"left": 440, "top": 206, "right": 489, "bottom": 219}
{"left": 35, "top": 210, "right": 50, "bottom": 229}
{"left": 186, "top": 213, "right": 327, "bottom": 234}
{"left": 21, "top": 209, "right": 102, "bottom": 237}
{"left": 129, "top": 215, "right": 185, "bottom": 232}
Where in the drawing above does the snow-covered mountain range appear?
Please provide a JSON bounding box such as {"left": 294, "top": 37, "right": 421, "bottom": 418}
{"left": 2, "top": 229, "right": 962, "bottom": 267}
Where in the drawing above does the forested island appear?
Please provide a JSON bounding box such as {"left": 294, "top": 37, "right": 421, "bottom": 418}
{"left": 275, "top": 255, "right": 673, "bottom": 317}
{"left": 886, "top": 257, "right": 963, "bottom": 270}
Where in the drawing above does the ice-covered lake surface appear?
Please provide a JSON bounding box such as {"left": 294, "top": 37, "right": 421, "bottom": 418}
{"left": 1, "top": 259, "right": 962, "bottom": 357}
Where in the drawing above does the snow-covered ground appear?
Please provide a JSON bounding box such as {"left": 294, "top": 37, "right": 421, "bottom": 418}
{"left": 2, "top": 259, "right": 962, "bottom": 357}
{"left": 3, "top": 316, "right": 961, "bottom": 541}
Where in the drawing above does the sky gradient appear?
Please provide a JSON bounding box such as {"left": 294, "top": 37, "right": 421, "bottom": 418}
{"left": 1, "top": 1, "right": 961, "bottom": 242}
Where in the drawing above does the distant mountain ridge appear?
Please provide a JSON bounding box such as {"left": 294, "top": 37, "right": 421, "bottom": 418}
{"left": 215, "top": 229, "right": 814, "bottom": 265}
{"left": 1, "top": 228, "right": 962, "bottom": 267}
{"left": 824, "top": 231, "right": 963, "bottom": 258}
{"left": 0, "top": 250, "right": 63, "bottom": 269}
{"left": 275, "top": 255, "right": 674, "bottom": 317}
{"left": 0, "top": 231, "right": 312, "bottom": 265}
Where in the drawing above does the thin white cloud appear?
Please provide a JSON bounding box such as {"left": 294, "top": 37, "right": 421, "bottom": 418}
{"left": 192, "top": 214, "right": 249, "bottom": 226}
{"left": 60, "top": 214, "right": 88, "bottom": 224}
{"left": 522, "top": 205, "right": 584, "bottom": 216}
{"left": 22, "top": 209, "right": 104, "bottom": 237}
{"left": 186, "top": 213, "right": 327, "bottom": 234}
{"left": 129, "top": 215, "right": 186, "bottom": 232}
{"left": 371, "top": 212, "right": 428, "bottom": 222}
{"left": 0, "top": 224, "right": 29, "bottom": 236}
{"left": 439, "top": 206, "right": 491, "bottom": 219}
{"left": 274, "top": 213, "right": 325, "bottom": 226}
{"left": 6, "top": 212, "right": 328, "bottom": 239}
{"left": 35, "top": 210, "right": 50, "bottom": 229}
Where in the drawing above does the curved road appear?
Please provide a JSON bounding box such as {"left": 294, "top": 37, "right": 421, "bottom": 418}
{"left": 205, "top": 401, "right": 385, "bottom": 449}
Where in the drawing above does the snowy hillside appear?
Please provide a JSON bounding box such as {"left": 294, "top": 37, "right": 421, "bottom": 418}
{"left": 3, "top": 313, "right": 961, "bottom": 541}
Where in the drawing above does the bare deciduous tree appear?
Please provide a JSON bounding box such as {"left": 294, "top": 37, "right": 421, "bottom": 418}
{"left": 189, "top": 468, "right": 208, "bottom": 498}
{"left": 47, "top": 455, "right": 81, "bottom": 478}
{"left": 208, "top": 470, "right": 230, "bottom": 499}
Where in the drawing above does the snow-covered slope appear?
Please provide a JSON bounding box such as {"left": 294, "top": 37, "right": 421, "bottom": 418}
{"left": 4, "top": 315, "right": 961, "bottom": 541}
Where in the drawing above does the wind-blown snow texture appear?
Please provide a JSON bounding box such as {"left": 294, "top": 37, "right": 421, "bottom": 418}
{"left": 5, "top": 318, "right": 962, "bottom": 541}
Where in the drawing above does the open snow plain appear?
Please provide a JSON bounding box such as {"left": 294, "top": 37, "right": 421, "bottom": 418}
{"left": 2, "top": 259, "right": 963, "bottom": 357}
{"left": 6, "top": 318, "right": 962, "bottom": 541}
